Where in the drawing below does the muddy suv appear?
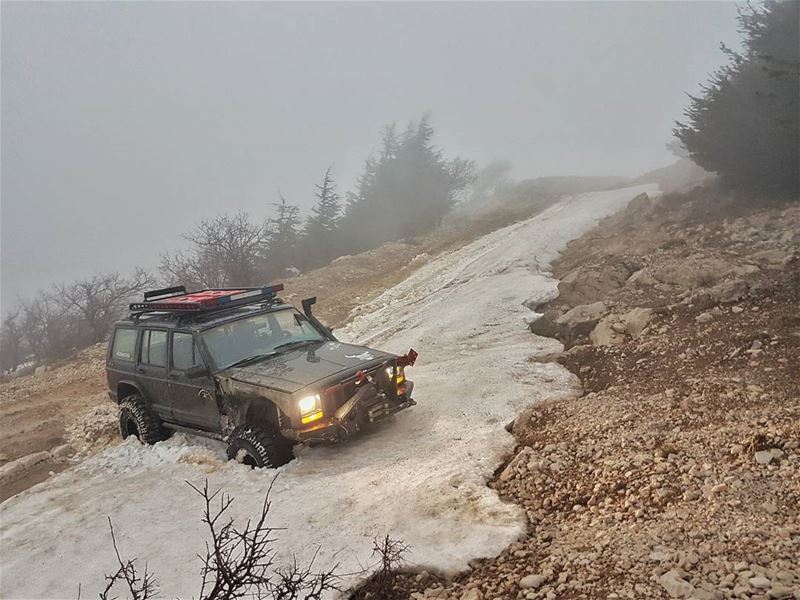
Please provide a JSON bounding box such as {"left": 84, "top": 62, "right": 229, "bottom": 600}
{"left": 106, "top": 285, "right": 417, "bottom": 467}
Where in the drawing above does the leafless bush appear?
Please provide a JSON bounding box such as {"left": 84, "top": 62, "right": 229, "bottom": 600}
{"left": 98, "top": 517, "right": 158, "bottom": 600}
{"left": 82, "top": 478, "right": 339, "bottom": 600}
{"left": 367, "top": 535, "right": 411, "bottom": 597}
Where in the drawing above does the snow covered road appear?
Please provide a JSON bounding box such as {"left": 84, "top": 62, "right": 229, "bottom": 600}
{"left": 0, "top": 184, "right": 658, "bottom": 598}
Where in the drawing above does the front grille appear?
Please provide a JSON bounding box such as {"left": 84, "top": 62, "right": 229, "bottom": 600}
{"left": 324, "top": 364, "right": 387, "bottom": 414}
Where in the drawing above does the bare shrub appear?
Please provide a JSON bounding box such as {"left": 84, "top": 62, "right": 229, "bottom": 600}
{"left": 81, "top": 477, "right": 339, "bottom": 600}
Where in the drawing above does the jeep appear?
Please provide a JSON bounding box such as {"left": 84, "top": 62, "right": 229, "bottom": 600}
{"left": 106, "top": 285, "right": 417, "bottom": 467}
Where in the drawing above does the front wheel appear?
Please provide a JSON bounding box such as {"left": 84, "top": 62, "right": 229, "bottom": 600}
{"left": 119, "top": 395, "right": 166, "bottom": 444}
{"left": 226, "top": 425, "right": 293, "bottom": 468}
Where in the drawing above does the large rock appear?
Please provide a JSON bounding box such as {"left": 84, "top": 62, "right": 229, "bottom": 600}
{"left": 557, "top": 302, "right": 607, "bottom": 326}
{"left": 708, "top": 279, "right": 749, "bottom": 304}
{"left": 519, "top": 574, "right": 547, "bottom": 589}
{"left": 627, "top": 269, "right": 658, "bottom": 286}
{"left": 529, "top": 310, "right": 560, "bottom": 338}
{"left": 654, "top": 258, "right": 733, "bottom": 289}
{"left": 590, "top": 316, "right": 626, "bottom": 346}
{"left": 530, "top": 302, "right": 610, "bottom": 346}
{"left": 658, "top": 569, "right": 695, "bottom": 598}
{"left": 624, "top": 307, "right": 652, "bottom": 338}
{"left": 557, "top": 261, "right": 632, "bottom": 306}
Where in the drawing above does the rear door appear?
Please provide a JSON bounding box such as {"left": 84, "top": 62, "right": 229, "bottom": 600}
{"left": 168, "top": 331, "right": 219, "bottom": 431}
{"left": 107, "top": 327, "right": 139, "bottom": 399}
{"left": 136, "top": 328, "right": 171, "bottom": 420}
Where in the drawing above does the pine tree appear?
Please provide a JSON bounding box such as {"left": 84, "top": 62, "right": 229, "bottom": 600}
{"left": 674, "top": 1, "right": 799, "bottom": 195}
{"left": 302, "top": 166, "right": 342, "bottom": 269}
{"left": 262, "top": 194, "right": 301, "bottom": 280}
{"left": 338, "top": 114, "right": 475, "bottom": 253}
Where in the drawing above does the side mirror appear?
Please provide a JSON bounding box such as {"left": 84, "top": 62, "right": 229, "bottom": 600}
{"left": 185, "top": 364, "right": 208, "bottom": 379}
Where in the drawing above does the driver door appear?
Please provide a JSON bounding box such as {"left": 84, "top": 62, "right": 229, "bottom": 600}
{"left": 168, "top": 331, "right": 220, "bottom": 431}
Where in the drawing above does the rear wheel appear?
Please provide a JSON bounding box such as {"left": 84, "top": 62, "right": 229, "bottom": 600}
{"left": 119, "top": 395, "right": 166, "bottom": 445}
{"left": 226, "top": 425, "right": 293, "bottom": 468}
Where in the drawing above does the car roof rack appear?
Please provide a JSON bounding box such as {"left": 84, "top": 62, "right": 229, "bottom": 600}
{"left": 130, "top": 284, "right": 285, "bottom": 315}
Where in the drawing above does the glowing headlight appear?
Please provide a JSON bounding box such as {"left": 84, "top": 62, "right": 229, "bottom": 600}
{"left": 298, "top": 394, "right": 320, "bottom": 415}
{"left": 386, "top": 366, "right": 405, "bottom": 384}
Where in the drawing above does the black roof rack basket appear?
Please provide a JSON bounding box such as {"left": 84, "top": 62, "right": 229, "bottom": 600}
{"left": 130, "top": 284, "right": 284, "bottom": 314}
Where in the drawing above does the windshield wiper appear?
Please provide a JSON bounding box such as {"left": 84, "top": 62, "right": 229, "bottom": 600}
{"left": 272, "top": 339, "right": 318, "bottom": 353}
{"left": 227, "top": 353, "right": 277, "bottom": 369}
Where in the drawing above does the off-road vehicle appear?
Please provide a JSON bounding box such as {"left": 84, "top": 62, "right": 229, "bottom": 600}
{"left": 106, "top": 285, "right": 417, "bottom": 467}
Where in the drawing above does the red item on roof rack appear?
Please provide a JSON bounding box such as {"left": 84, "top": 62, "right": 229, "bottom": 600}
{"left": 130, "top": 285, "right": 284, "bottom": 313}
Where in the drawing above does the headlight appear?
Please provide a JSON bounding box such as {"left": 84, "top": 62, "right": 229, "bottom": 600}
{"left": 298, "top": 394, "right": 320, "bottom": 415}
{"left": 386, "top": 365, "right": 405, "bottom": 384}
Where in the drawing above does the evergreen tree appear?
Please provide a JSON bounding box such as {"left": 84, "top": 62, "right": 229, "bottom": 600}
{"left": 674, "top": 1, "right": 799, "bottom": 195}
{"left": 302, "top": 166, "right": 342, "bottom": 269}
{"left": 339, "top": 114, "right": 474, "bottom": 253}
{"left": 262, "top": 194, "right": 301, "bottom": 279}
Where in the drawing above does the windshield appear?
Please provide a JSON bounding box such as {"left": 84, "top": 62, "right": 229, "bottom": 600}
{"left": 201, "top": 309, "right": 324, "bottom": 369}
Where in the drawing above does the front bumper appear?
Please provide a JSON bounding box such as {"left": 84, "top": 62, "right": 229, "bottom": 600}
{"left": 282, "top": 381, "right": 415, "bottom": 443}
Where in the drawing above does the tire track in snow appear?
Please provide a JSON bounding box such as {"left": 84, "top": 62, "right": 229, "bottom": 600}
{"left": 0, "top": 184, "right": 658, "bottom": 598}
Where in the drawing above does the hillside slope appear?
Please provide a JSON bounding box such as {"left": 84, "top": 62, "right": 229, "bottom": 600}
{"left": 409, "top": 187, "right": 799, "bottom": 600}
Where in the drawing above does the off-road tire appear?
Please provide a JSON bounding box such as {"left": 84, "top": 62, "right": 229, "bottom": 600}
{"left": 226, "top": 425, "right": 293, "bottom": 469}
{"left": 119, "top": 395, "right": 166, "bottom": 445}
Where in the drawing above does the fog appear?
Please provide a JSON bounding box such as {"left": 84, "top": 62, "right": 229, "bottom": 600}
{"left": 1, "top": 1, "right": 741, "bottom": 311}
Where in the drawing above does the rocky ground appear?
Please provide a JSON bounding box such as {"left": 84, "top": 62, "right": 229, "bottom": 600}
{"left": 383, "top": 186, "right": 799, "bottom": 600}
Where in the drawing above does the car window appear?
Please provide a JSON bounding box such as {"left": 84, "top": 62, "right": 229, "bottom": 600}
{"left": 172, "top": 332, "right": 198, "bottom": 370}
{"left": 202, "top": 309, "right": 324, "bottom": 369}
{"left": 142, "top": 330, "right": 168, "bottom": 367}
{"left": 111, "top": 328, "right": 137, "bottom": 362}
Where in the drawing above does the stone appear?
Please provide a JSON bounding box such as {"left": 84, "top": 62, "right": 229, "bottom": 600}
{"left": 557, "top": 261, "right": 632, "bottom": 306}
{"left": 769, "top": 584, "right": 794, "bottom": 599}
{"left": 556, "top": 302, "right": 608, "bottom": 342}
{"left": 709, "top": 279, "right": 749, "bottom": 304}
{"left": 627, "top": 269, "right": 658, "bottom": 286}
{"left": 695, "top": 312, "right": 714, "bottom": 323}
{"left": 519, "top": 574, "right": 547, "bottom": 590}
{"left": 755, "top": 450, "right": 774, "bottom": 465}
{"left": 658, "top": 569, "right": 695, "bottom": 598}
{"left": 460, "top": 589, "right": 483, "bottom": 600}
{"left": 529, "top": 311, "right": 560, "bottom": 338}
{"left": 761, "top": 502, "right": 778, "bottom": 514}
{"left": 50, "top": 444, "right": 74, "bottom": 459}
{"left": 590, "top": 316, "right": 626, "bottom": 346}
{"left": 624, "top": 307, "right": 652, "bottom": 338}
{"left": 748, "top": 576, "right": 771, "bottom": 589}
{"left": 34, "top": 365, "right": 48, "bottom": 377}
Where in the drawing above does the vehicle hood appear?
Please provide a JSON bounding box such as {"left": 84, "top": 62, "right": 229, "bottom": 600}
{"left": 216, "top": 341, "right": 395, "bottom": 394}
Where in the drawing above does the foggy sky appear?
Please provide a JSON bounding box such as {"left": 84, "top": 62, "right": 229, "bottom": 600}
{"left": 1, "top": 1, "right": 741, "bottom": 312}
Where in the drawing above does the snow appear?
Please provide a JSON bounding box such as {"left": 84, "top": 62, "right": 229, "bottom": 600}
{"left": 0, "top": 184, "right": 658, "bottom": 599}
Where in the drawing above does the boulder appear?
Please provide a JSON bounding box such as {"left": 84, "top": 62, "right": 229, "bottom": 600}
{"left": 590, "top": 316, "right": 626, "bottom": 346}
{"left": 654, "top": 258, "right": 733, "bottom": 289}
{"left": 624, "top": 307, "right": 652, "bottom": 338}
{"left": 459, "top": 589, "right": 483, "bottom": 600}
{"left": 557, "top": 261, "right": 632, "bottom": 306}
{"left": 556, "top": 301, "right": 608, "bottom": 344}
{"left": 529, "top": 310, "right": 560, "bottom": 338}
{"left": 708, "top": 279, "right": 749, "bottom": 304}
{"left": 519, "top": 574, "right": 547, "bottom": 590}
{"left": 658, "top": 569, "right": 695, "bottom": 598}
{"left": 627, "top": 269, "right": 658, "bottom": 286}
